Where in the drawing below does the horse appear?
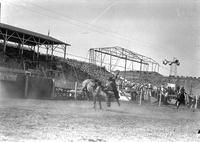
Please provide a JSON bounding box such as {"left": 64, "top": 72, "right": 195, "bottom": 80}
{"left": 81, "top": 79, "right": 95, "bottom": 100}
{"left": 81, "top": 79, "right": 111, "bottom": 109}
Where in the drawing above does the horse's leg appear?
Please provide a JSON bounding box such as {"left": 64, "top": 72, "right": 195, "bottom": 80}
{"left": 106, "top": 94, "right": 111, "bottom": 107}
{"left": 116, "top": 98, "right": 120, "bottom": 106}
{"left": 142, "top": 91, "right": 144, "bottom": 100}
{"left": 86, "top": 90, "right": 90, "bottom": 100}
{"left": 99, "top": 100, "right": 102, "bottom": 109}
{"left": 131, "top": 92, "right": 134, "bottom": 101}
{"left": 93, "top": 96, "right": 96, "bottom": 110}
{"left": 177, "top": 101, "right": 180, "bottom": 109}
{"left": 84, "top": 91, "right": 88, "bottom": 100}
{"left": 108, "top": 94, "right": 112, "bottom": 107}
{"left": 135, "top": 92, "right": 137, "bottom": 101}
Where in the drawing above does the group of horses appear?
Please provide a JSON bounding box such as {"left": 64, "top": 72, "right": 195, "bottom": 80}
{"left": 81, "top": 78, "right": 198, "bottom": 110}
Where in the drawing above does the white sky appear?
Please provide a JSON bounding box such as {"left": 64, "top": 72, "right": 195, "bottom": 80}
{"left": 0, "top": 0, "right": 200, "bottom": 77}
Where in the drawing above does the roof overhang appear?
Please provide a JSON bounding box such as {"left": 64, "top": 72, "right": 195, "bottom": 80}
{"left": 0, "top": 23, "right": 71, "bottom": 46}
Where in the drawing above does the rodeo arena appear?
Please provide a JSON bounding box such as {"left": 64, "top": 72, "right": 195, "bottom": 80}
{"left": 0, "top": 21, "right": 200, "bottom": 142}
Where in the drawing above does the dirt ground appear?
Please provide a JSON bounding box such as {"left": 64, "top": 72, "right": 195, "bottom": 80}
{"left": 0, "top": 98, "right": 200, "bottom": 142}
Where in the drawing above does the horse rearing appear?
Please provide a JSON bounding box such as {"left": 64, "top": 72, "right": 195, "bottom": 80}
{"left": 81, "top": 79, "right": 111, "bottom": 109}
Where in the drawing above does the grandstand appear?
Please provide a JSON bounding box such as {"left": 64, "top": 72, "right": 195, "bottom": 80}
{"left": 0, "top": 23, "right": 113, "bottom": 99}
{"left": 0, "top": 23, "right": 69, "bottom": 72}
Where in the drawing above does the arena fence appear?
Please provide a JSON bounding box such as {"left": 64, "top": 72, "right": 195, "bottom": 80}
{"left": 52, "top": 81, "right": 84, "bottom": 100}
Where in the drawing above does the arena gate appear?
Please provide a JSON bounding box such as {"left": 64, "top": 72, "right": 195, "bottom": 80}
{"left": 25, "top": 75, "right": 80, "bottom": 100}
{"left": 25, "top": 76, "right": 54, "bottom": 99}
{"left": 0, "top": 68, "right": 54, "bottom": 99}
{"left": 0, "top": 71, "right": 25, "bottom": 98}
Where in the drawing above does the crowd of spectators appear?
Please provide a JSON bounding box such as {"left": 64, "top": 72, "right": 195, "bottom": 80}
{"left": 0, "top": 43, "right": 113, "bottom": 85}
{"left": 64, "top": 58, "right": 112, "bottom": 83}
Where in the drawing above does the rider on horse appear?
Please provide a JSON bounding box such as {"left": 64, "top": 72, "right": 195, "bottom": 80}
{"left": 105, "top": 73, "right": 120, "bottom": 106}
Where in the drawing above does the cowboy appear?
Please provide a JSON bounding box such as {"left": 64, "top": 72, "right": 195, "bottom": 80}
{"left": 176, "top": 86, "right": 186, "bottom": 109}
{"left": 106, "top": 75, "right": 120, "bottom": 106}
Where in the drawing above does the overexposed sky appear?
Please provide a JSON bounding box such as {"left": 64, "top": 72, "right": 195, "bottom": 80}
{"left": 0, "top": 0, "right": 200, "bottom": 77}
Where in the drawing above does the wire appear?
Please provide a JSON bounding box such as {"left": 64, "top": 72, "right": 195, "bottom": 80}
{"left": 87, "top": 0, "right": 117, "bottom": 26}
{"left": 2, "top": 0, "right": 173, "bottom": 53}
{"left": 2, "top": 1, "right": 85, "bottom": 30}
{"left": 3, "top": 0, "right": 200, "bottom": 77}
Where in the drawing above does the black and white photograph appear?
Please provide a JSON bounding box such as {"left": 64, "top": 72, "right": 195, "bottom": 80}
{"left": 0, "top": 0, "right": 200, "bottom": 141}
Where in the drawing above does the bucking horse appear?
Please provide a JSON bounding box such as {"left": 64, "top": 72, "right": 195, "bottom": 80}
{"left": 81, "top": 79, "right": 112, "bottom": 109}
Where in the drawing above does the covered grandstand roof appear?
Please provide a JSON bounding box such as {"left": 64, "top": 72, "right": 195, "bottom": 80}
{"left": 0, "top": 23, "right": 70, "bottom": 46}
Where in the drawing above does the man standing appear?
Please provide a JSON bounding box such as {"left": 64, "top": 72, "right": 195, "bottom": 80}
{"left": 176, "top": 86, "right": 186, "bottom": 109}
